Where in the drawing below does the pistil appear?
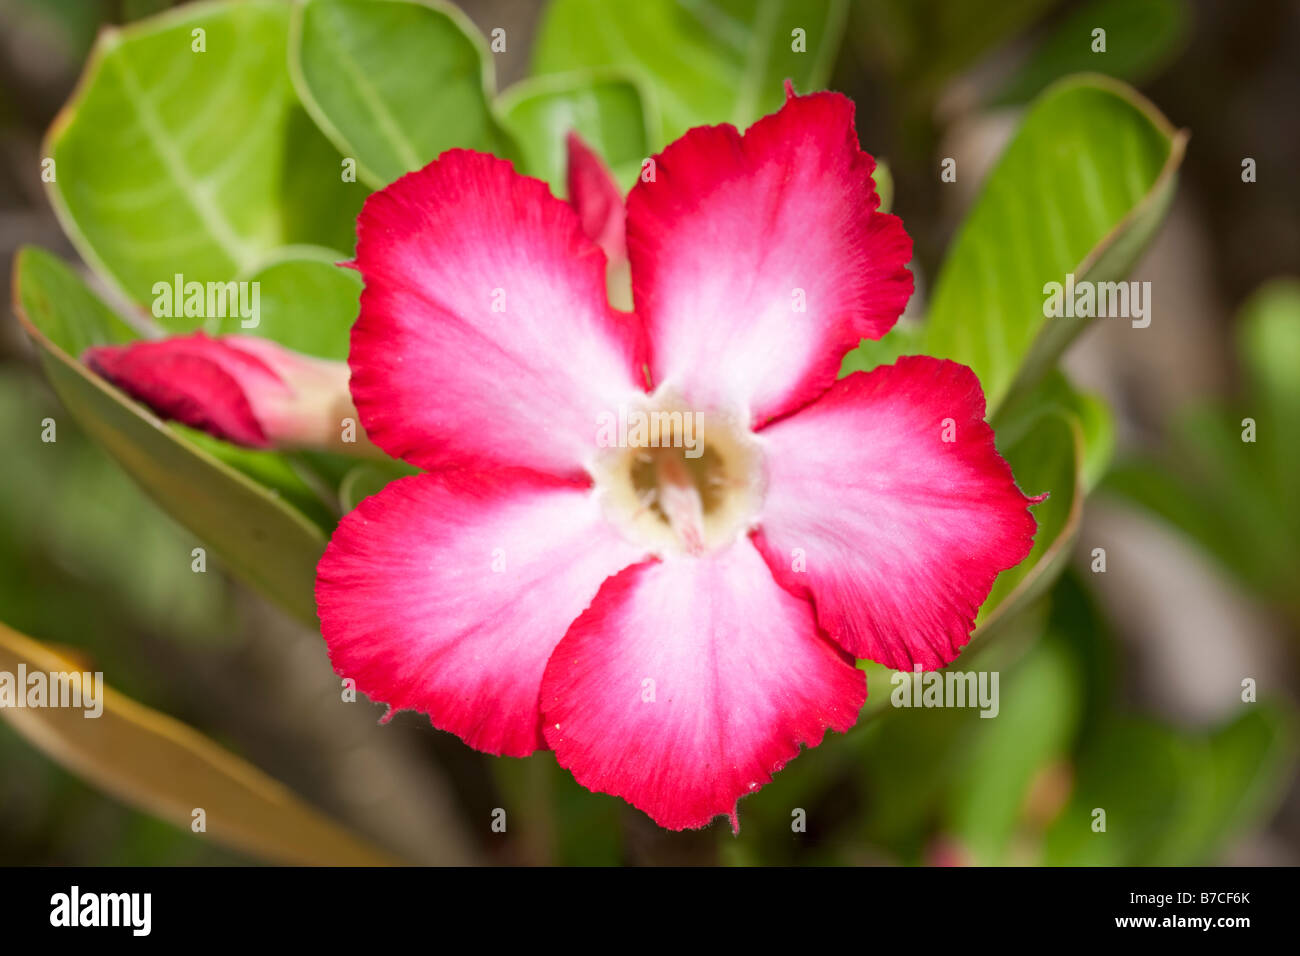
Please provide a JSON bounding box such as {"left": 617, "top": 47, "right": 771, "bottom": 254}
{"left": 655, "top": 454, "right": 706, "bottom": 555}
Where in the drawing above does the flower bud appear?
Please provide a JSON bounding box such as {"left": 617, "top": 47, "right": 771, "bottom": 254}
{"left": 84, "top": 333, "right": 372, "bottom": 454}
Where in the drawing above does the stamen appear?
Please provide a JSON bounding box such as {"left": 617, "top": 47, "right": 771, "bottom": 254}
{"left": 655, "top": 455, "right": 705, "bottom": 555}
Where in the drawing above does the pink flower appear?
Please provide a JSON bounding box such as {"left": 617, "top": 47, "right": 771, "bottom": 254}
{"left": 85, "top": 332, "right": 368, "bottom": 454}
{"left": 316, "top": 85, "right": 1041, "bottom": 831}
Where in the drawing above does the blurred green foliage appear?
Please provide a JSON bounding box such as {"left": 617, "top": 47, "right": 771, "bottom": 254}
{"left": 992, "top": 0, "right": 1189, "bottom": 105}
{"left": 1105, "top": 280, "right": 1300, "bottom": 628}
{"left": 532, "top": 0, "right": 848, "bottom": 146}
{"left": 0, "top": 361, "right": 245, "bottom": 863}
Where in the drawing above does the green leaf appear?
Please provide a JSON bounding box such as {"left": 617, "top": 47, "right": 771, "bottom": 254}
{"left": 213, "top": 245, "right": 362, "bottom": 361}
{"left": 9, "top": 241, "right": 137, "bottom": 352}
{"left": 291, "top": 0, "right": 514, "bottom": 189}
{"left": 993, "top": 0, "right": 1190, "bottom": 106}
{"left": 979, "top": 409, "right": 1082, "bottom": 634}
{"left": 838, "top": 320, "right": 922, "bottom": 377}
{"left": 338, "top": 459, "right": 419, "bottom": 513}
{"left": 13, "top": 247, "right": 327, "bottom": 626}
{"left": 44, "top": 0, "right": 364, "bottom": 311}
{"left": 499, "top": 71, "right": 653, "bottom": 194}
{"left": 994, "top": 370, "right": 1115, "bottom": 493}
{"left": 531, "top": 0, "right": 849, "bottom": 146}
{"left": 177, "top": 426, "right": 340, "bottom": 531}
{"left": 921, "top": 75, "right": 1186, "bottom": 417}
{"left": 871, "top": 158, "right": 894, "bottom": 215}
{"left": 1064, "top": 389, "right": 1115, "bottom": 493}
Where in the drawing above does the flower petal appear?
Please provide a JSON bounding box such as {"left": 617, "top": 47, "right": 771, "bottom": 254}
{"left": 541, "top": 539, "right": 866, "bottom": 831}
{"left": 752, "top": 356, "right": 1042, "bottom": 671}
{"left": 351, "top": 149, "right": 648, "bottom": 476}
{"left": 625, "top": 86, "right": 913, "bottom": 425}
{"left": 316, "top": 469, "right": 645, "bottom": 757}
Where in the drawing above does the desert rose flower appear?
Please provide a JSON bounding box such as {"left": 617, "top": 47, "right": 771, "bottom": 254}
{"left": 84, "top": 332, "right": 372, "bottom": 454}
{"left": 317, "top": 83, "right": 1043, "bottom": 831}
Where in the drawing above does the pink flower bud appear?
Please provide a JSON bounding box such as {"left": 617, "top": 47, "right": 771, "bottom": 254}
{"left": 84, "top": 332, "right": 371, "bottom": 454}
{"left": 566, "top": 130, "right": 626, "bottom": 267}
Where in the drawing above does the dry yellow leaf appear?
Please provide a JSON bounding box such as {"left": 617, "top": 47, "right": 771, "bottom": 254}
{"left": 0, "top": 620, "right": 402, "bottom": 865}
